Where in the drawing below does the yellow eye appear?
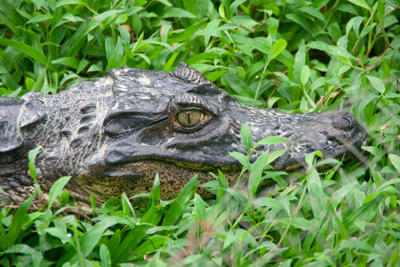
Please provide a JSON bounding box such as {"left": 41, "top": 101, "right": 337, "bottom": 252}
{"left": 177, "top": 110, "right": 204, "bottom": 127}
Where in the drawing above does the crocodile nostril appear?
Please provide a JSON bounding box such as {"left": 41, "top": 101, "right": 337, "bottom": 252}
{"left": 343, "top": 117, "right": 351, "bottom": 127}
{"left": 333, "top": 113, "right": 355, "bottom": 131}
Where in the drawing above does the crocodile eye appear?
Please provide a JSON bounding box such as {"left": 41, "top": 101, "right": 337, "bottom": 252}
{"left": 177, "top": 110, "right": 204, "bottom": 127}
{"left": 169, "top": 94, "right": 217, "bottom": 133}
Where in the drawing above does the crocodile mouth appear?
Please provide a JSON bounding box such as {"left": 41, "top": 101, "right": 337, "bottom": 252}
{"left": 79, "top": 159, "right": 243, "bottom": 202}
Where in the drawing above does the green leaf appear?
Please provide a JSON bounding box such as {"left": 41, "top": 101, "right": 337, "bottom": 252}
{"left": 77, "top": 59, "right": 89, "bottom": 73}
{"left": 362, "top": 146, "right": 381, "bottom": 156}
{"left": 100, "top": 244, "right": 112, "bottom": 267}
{"left": 47, "top": 176, "right": 71, "bottom": 208}
{"left": 162, "top": 176, "right": 198, "bottom": 226}
{"left": 268, "top": 17, "right": 279, "bottom": 35}
{"left": 121, "top": 192, "right": 135, "bottom": 217}
{"left": 4, "top": 87, "right": 22, "bottom": 97}
{"left": 230, "top": 0, "right": 247, "bottom": 13}
{"left": 286, "top": 14, "right": 311, "bottom": 31}
{"left": 389, "top": 154, "right": 400, "bottom": 173}
{"left": 363, "top": 191, "right": 380, "bottom": 204}
{"left": 111, "top": 225, "right": 149, "bottom": 265}
{"left": 0, "top": 38, "right": 55, "bottom": 71}
{"left": 63, "top": 10, "right": 124, "bottom": 57}
{"left": 376, "top": 178, "right": 400, "bottom": 192}
{"left": 328, "top": 46, "right": 354, "bottom": 65}
{"left": 383, "top": 15, "right": 398, "bottom": 29}
{"left": 156, "top": 0, "right": 172, "bottom": 6}
{"left": 300, "top": 65, "right": 310, "bottom": 87}
{"left": 149, "top": 173, "right": 160, "bottom": 205}
{"left": 106, "top": 38, "right": 125, "bottom": 70}
{"left": 203, "top": 19, "right": 220, "bottom": 47}
{"left": 360, "top": 23, "right": 376, "bottom": 38}
{"left": 339, "top": 239, "right": 374, "bottom": 252}
{"left": 162, "top": 8, "right": 196, "bottom": 18}
{"left": 2, "top": 244, "right": 42, "bottom": 267}
{"left": 293, "top": 40, "right": 306, "bottom": 86}
{"left": 163, "top": 50, "right": 180, "bottom": 72}
{"left": 44, "top": 227, "right": 71, "bottom": 244}
{"left": 348, "top": 0, "right": 372, "bottom": 12}
{"left": 219, "top": 3, "right": 226, "bottom": 21}
{"left": 25, "top": 77, "right": 35, "bottom": 91}
{"left": 30, "top": 71, "right": 46, "bottom": 93}
{"left": 52, "top": 57, "right": 79, "bottom": 69}
{"left": 194, "top": 194, "right": 207, "bottom": 221}
{"left": 307, "top": 41, "right": 329, "bottom": 51}
{"left": 248, "top": 151, "right": 269, "bottom": 196}
{"left": 307, "top": 168, "right": 323, "bottom": 199}
{"left": 376, "top": 0, "right": 385, "bottom": 22}
{"left": 240, "top": 123, "right": 252, "bottom": 154}
{"left": 168, "top": 19, "right": 206, "bottom": 43}
{"left": 367, "top": 75, "right": 385, "bottom": 94}
{"left": 357, "top": 94, "right": 377, "bottom": 117}
{"left": 223, "top": 231, "right": 239, "bottom": 250}
{"left": 231, "top": 35, "right": 294, "bottom": 68}
{"left": 56, "top": 0, "right": 83, "bottom": 7}
{"left": 266, "top": 149, "right": 286, "bottom": 166}
{"left": 268, "top": 39, "right": 287, "bottom": 63}
{"left": 64, "top": 216, "right": 127, "bottom": 265}
{"left": 7, "top": 192, "right": 37, "bottom": 249}
{"left": 223, "top": 73, "right": 255, "bottom": 98}
{"left": 292, "top": 217, "right": 314, "bottom": 231}
{"left": 145, "top": 226, "right": 178, "bottom": 235}
{"left": 230, "top": 151, "right": 251, "bottom": 170}
{"left": 217, "top": 169, "right": 229, "bottom": 201}
{"left": 27, "top": 14, "right": 52, "bottom": 24}
{"left": 160, "top": 23, "right": 171, "bottom": 43}
{"left": 298, "top": 6, "right": 326, "bottom": 23}
{"left": 234, "top": 95, "right": 264, "bottom": 106}
{"left": 141, "top": 203, "right": 163, "bottom": 226}
{"left": 252, "top": 197, "right": 288, "bottom": 213}
{"left": 133, "top": 236, "right": 166, "bottom": 258}
{"left": 0, "top": 67, "right": 19, "bottom": 91}
{"left": 28, "top": 146, "right": 43, "bottom": 180}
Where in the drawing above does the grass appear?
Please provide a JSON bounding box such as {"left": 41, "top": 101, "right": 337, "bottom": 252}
{"left": 0, "top": 0, "right": 400, "bottom": 265}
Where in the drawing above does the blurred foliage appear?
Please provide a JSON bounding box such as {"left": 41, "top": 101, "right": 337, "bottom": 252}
{"left": 1, "top": 0, "right": 400, "bottom": 266}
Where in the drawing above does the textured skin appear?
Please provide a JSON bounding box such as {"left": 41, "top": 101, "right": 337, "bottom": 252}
{"left": 0, "top": 63, "right": 368, "bottom": 203}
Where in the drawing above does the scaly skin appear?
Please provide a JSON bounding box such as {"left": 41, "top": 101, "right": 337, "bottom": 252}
{"left": 0, "top": 63, "right": 368, "bottom": 204}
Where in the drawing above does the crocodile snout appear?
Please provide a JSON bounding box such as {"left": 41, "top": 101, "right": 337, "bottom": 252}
{"left": 321, "top": 110, "right": 368, "bottom": 158}
{"left": 245, "top": 108, "right": 368, "bottom": 171}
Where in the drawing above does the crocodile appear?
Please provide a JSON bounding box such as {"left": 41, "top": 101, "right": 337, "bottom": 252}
{"left": 0, "top": 63, "right": 368, "bottom": 204}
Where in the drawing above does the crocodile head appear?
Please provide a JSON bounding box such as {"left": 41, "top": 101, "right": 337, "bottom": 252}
{"left": 75, "top": 63, "right": 367, "bottom": 201}
{"left": 0, "top": 63, "right": 368, "bottom": 203}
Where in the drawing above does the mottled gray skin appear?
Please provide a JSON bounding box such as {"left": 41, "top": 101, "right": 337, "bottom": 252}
{"left": 0, "top": 63, "right": 368, "bottom": 204}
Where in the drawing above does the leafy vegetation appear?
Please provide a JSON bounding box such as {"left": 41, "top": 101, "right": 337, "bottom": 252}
{"left": 1, "top": 0, "right": 400, "bottom": 265}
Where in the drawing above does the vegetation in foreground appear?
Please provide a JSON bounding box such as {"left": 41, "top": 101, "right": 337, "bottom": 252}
{"left": 0, "top": 0, "right": 400, "bottom": 265}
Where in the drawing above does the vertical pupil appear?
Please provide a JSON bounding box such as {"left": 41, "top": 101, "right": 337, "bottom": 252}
{"left": 186, "top": 111, "right": 191, "bottom": 124}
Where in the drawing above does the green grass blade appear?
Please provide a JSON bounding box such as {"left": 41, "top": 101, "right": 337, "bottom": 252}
{"left": 7, "top": 192, "right": 37, "bottom": 248}
{"left": 47, "top": 176, "right": 71, "bottom": 208}
{"left": 100, "top": 244, "right": 111, "bottom": 267}
{"left": 162, "top": 175, "right": 198, "bottom": 226}
{"left": 0, "top": 38, "right": 55, "bottom": 71}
